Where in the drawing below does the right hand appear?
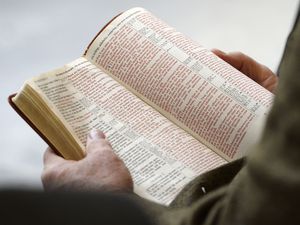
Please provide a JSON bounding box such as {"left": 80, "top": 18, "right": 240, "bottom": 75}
{"left": 212, "top": 49, "right": 278, "bottom": 93}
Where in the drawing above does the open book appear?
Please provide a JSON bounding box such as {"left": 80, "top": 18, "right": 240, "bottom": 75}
{"left": 9, "top": 7, "right": 274, "bottom": 205}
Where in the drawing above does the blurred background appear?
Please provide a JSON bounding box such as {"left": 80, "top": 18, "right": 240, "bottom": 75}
{"left": 0, "top": 0, "right": 299, "bottom": 189}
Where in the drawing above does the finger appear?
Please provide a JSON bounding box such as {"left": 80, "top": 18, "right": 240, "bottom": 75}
{"left": 88, "top": 128, "right": 106, "bottom": 140}
{"left": 222, "top": 52, "right": 260, "bottom": 79}
{"left": 43, "top": 147, "right": 65, "bottom": 166}
{"left": 211, "top": 48, "right": 226, "bottom": 57}
{"left": 212, "top": 49, "right": 247, "bottom": 71}
{"left": 212, "top": 49, "right": 248, "bottom": 75}
{"left": 86, "top": 129, "right": 112, "bottom": 154}
{"left": 213, "top": 50, "right": 267, "bottom": 81}
{"left": 226, "top": 52, "right": 277, "bottom": 85}
{"left": 212, "top": 49, "right": 277, "bottom": 93}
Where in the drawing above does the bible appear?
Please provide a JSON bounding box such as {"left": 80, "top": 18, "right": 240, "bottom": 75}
{"left": 9, "top": 7, "right": 274, "bottom": 205}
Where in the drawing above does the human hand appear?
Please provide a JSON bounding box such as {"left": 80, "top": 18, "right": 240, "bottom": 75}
{"left": 212, "top": 49, "right": 278, "bottom": 93}
{"left": 42, "top": 129, "right": 133, "bottom": 192}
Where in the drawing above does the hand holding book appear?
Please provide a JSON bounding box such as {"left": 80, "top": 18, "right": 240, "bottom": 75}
{"left": 212, "top": 49, "right": 278, "bottom": 93}
{"left": 40, "top": 51, "right": 276, "bottom": 195}
{"left": 9, "top": 7, "right": 274, "bottom": 205}
{"left": 42, "top": 129, "right": 133, "bottom": 192}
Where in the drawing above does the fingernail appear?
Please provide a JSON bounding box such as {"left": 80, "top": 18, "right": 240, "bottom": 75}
{"left": 89, "top": 128, "right": 106, "bottom": 140}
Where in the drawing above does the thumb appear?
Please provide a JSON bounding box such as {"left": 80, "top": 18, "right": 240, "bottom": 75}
{"left": 86, "top": 129, "right": 109, "bottom": 154}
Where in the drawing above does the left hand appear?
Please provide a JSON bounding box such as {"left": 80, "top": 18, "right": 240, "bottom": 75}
{"left": 41, "top": 129, "right": 133, "bottom": 192}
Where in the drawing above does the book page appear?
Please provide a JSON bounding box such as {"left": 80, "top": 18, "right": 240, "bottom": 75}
{"left": 85, "top": 7, "right": 274, "bottom": 161}
{"left": 30, "top": 57, "right": 226, "bottom": 205}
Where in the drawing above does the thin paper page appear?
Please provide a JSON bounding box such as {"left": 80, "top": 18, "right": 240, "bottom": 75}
{"left": 31, "top": 57, "right": 226, "bottom": 205}
{"left": 85, "top": 8, "right": 274, "bottom": 160}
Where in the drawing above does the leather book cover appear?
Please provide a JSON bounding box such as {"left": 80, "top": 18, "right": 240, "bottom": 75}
{"left": 8, "top": 94, "right": 62, "bottom": 157}
{"left": 83, "top": 13, "right": 122, "bottom": 56}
